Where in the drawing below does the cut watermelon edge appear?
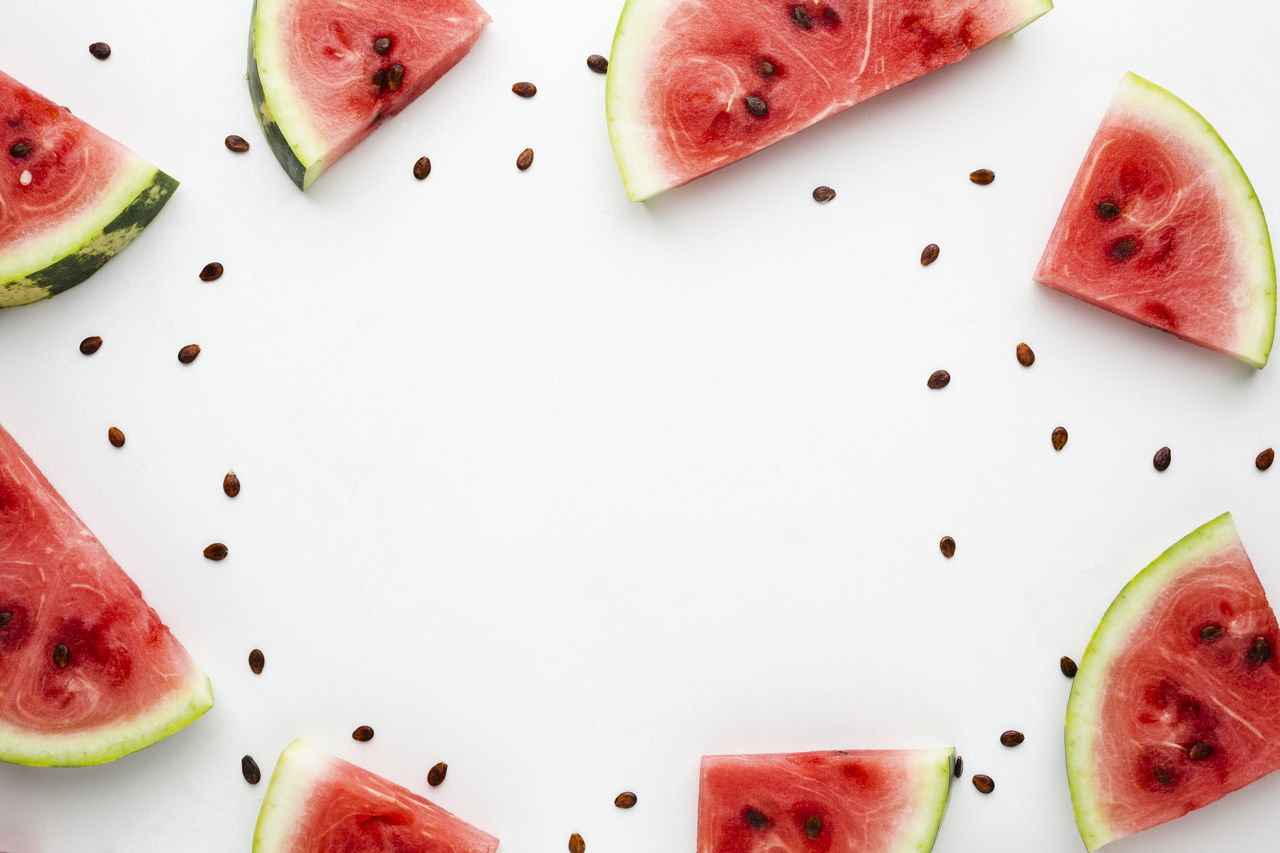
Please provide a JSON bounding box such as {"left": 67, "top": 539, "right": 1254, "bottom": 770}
{"left": 249, "top": 0, "right": 318, "bottom": 190}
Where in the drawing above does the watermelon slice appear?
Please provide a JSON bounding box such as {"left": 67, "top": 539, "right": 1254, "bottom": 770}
{"left": 253, "top": 739, "right": 500, "bottom": 852}
{"left": 0, "top": 423, "right": 212, "bottom": 766}
{"left": 249, "top": 0, "right": 490, "bottom": 190}
{"left": 1035, "top": 73, "right": 1276, "bottom": 368}
{"left": 0, "top": 70, "right": 177, "bottom": 308}
{"left": 697, "top": 748, "right": 954, "bottom": 852}
{"left": 606, "top": 0, "right": 1053, "bottom": 201}
{"left": 1065, "top": 513, "right": 1280, "bottom": 850}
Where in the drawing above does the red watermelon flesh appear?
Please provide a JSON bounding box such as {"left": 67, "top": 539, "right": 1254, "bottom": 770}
{"left": 606, "top": 0, "right": 1052, "bottom": 201}
{"left": 1065, "top": 513, "right": 1280, "bottom": 850}
{"left": 253, "top": 739, "right": 500, "bottom": 852}
{"left": 697, "top": 748, "right": 954, "bottom": 853}
{"left": 0, "top": 422, "right": 212, "bottom": 766}
{"left": 1035, "top": 73, "right": 1276, "bottom": 368}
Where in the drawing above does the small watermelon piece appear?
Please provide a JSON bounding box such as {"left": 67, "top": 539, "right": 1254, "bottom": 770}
{"left": 1065, "top": 513, "right": 1280, "bottom": 850}
{"left": 606, "top": 0, "right": 1052, "bottom": 201}
{"left": 249, "top": 0, "right": 490, "bottom": 190}
{"left": 0, "top": 423, "right": 212, "bottom": 766}
{"left": 0, "top": 70, "right": 178, "bottom": 309}
{"left": 697, "top": 748, "right": 954, "bottom": 852}
{"left": 1035, "top": 73, "right": 1276, "bottom": 368}
{"left": 253, "top": 739, "right": 500, "bottom": 852}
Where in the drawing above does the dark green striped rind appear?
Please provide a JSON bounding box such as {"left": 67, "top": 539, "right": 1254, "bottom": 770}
{"left": 0, "top": 169, "right": 178, "bottom": 309}
{"left": 248, "top": 0, "right": 308, "bottom": 191}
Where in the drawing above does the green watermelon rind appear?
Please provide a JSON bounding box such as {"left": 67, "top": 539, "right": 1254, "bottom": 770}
{"left": 248, "top": 0, "right": 318, "bottom": 190}
{"left": 903, "top": 746, "right": 955, "bottom": 852}
{"left": 0, "top": 164, "right": 177, "bottom": 309}
{"left": 1063, "top": 512, "right": 1240, "bottom": 852}
{"left": 252, "top": 738, "right": 321, "bottom": 850}
{"left": 605, "top": 0, "right": 1055, "bottom": 203}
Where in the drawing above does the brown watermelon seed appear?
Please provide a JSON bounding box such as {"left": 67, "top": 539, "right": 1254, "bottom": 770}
{"left": 939, "top": 536, "right": 956, "bottom": 558}
{"left": 512, "top": 81, "right": 537, "bottom": 98}
{"left": 372, "top": 36, "right": 392, "bottom": 55}
{"left": 1153, "top": 766, "right": 1175, "bottom": 786}
{"left": 587, "top": 54, "right": 609, "bottom": 74}
{"left": 953, "top": 755, "right": 963, "bottom": 777}
{"left": 387, "top": 64, "right": 405, "bottom": 92}
{"left": 199, "top": 261, "right": 224, "bottom": 281}
{"left": 920, "top": 243, "right": 940, "bottom": 266}
{"left": 1060, "top": 656, "right": 1078, "bottom": 678}
{"left": 352, "top": 725, "right": 374, "bottom": 742}
{"left": 757, "top": 59, "right": 775, "bottom": 77}
{"left": 1000, "top": 730, "right": 1025, "bottom": 747}
{"left": 614, "top": 791, "right": 637, "bottom": 809}
{"left": 80, "top": 336, "right": 103, "bottom": 355}
{"left": 1257, "top": 448, "right": 1274, "bottom": 470}
{"left": 927, "top": 370, "right": 950, "bottom": 390}
{"left": 1153, "top": 446, "right": 1171, "bottom": 471}
{"left": 203, "top": 542, "right": 228, "bottom": 561}
{"left": 969, "top": 168, "right": 995, "bottom": 185}
{"left": 248, "top": 648, "right": 264, "bottom": 674}
{"left": 413, "top": 156, "right": 432, "bottom": 180}
{"left": 812, "top": 186, "right": 836, "bottom": 203}
{"left": 791, "top": 6, "right": 812, "bottom": 28}
{"left": 1096, "top": 201, "right": 1121, "bottom": 220}
{"left": 224, "top": 471, "right": 241, "bottom": 498}
{"left": 89, "top": 42, "right": 111, "bottom": 60}
{"left": 1016, "top": 342, "right": 1035, "bottom": 366}
{"left": 52, "top": 642, "right": 70, "bottom": 668}
{"left": 9, "top": 141, "right": 32, "bottom": 158}
{"left": 516, "top": 148, "right": 534, "bottom": 171}
{"left": 1248, "top": 636, "right": 1271, "bottom": 666}
{"left": 1111, "top": 238, "right": 1138, "bottom": 260}
{"left": 242, "top": 755, "right": 262, "bottom": 784}
{"left": 804, "top": 815, "right": 822, "bottom": 839}
{"left": 178, "top": 344, "right": 201, "bottom": 364}
{"left": 1187, "top": 742, "right": 1213, "bottom": 761}
{"left": 569, "top": 833, "right": 586, "bottom": 853}
{"left": 108, "top": 426, "right": 126, "bottom": 448}
{"left": 428, "top": 761, "right": 448, "bottom": 786}
{"left": 1051, "top": 426, "right": 1068, "bottom": 452}
{"left": 744, "top": 95, "right": 768, "bottom": 117}
{"left": 371, "top": 68, "right": 388, "bottom": 91}
{"left": 224, "top": 135, "right": 250, "bottom": 153}
{"left": 0, "top": 611, "right": 11, "bottom": 627}
{"left": 1199, "top": 625, "right": 1224, "bottom": 643}
{"left": 972, "top": 774, "right": 995, "bottom": 794}
{"left": 744, "top": 808, "right": 770, "bottom": 829}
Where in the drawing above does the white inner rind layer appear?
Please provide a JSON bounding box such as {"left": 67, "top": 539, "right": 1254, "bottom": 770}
{"left": 0, "top": 157, "right": 157, "bottom": 283}
{"left": 1064, "top": 512, "right": 1239, "bottom": 852}
{"left": 898, "top": 747, "right": 956, "bottom": 852}
{"left": 1111, "top": 73, "right": 1276, "bottom": 368}
{"left": 251, "top": 0, "right": 325, "bottom": 188}
{"left": 253, "top": 739, "right": 326, "bottom": 851}
{"left": 0, "top": 668, "right": 212, "bottom": 766}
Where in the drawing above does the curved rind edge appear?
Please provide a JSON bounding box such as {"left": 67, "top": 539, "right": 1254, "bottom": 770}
{"left": 1064, "top": 512, "right": 1239, "bottom": 851}
{"left": 248, "top": 0, "right": 312, "bottom": 191}
{"left": 253, "top": 738, "right": 318, "bottom": 851}
{"left": 913, "top": 747, "right": 956, "bottom": 853}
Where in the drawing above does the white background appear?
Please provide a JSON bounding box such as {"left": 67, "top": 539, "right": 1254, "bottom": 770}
{"left": 2, "top": 1, "right": 1279, "bottom": 851}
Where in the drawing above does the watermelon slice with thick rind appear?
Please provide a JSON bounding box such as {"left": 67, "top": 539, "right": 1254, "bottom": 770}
{"left": 253, "top": 739, "right": 500, "bottom": 852}
{"left": 249, "top": 0, "right": 490, "bottom": 190}
{"left": 1035, "top": 73, "right": 1276, "bottom": 368}
{"left": 1065, "top": 513, "right": 1280, "bottom": 850}
{"left": 606, "top": 0, "right": 1052, "bottom": 201}
{"left": 697, "top": 748, "right": 954, "bottom": 852}
{"left": 0, "top": 70, "right": 178, "bottom": 308}
{"left": 0, "top": 422, "right": 212, "bottom": 766}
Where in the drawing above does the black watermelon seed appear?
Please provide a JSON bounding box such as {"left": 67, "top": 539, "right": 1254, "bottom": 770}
{"left": 1188, "top": 742, "right": 1213, "bottom": 761}
{"left": 587, "top": 54, "right": 609, "bottom": 74}
{"left": 1199, "top": 624, "right": 1224, "bottom": 643}
{"left": 516, "top": 148, "right": 534, "bottom": 171}
{"left": 953, "top": 755, "right": 963, "bottom": 777}
{"left": 812, "top": 186, "right": 836, "bottom": 203}
{"left": 1257, "top": 448, "right": 1274, "bottom": 471}
{"left": 920, "top": 243, "right": 940, "bottom": 266}
{"left": 972, "top": 774, "right": 995, "bottom": 794}
{"left": 939, "top": 536, "right": 956, "bottom": 558}
{"left": 1097, "top": 201, "right": 1121, "bottom": 220}
{"left": 372, "top": 68, "right": 388, "bottom": 91}
{"left": 373, "top": 36, "right": 392, "bottom": 55}
{"left": 804, "top": 815, "right": 822, "bottom": 838}
{"left": 387, "top": 64, "right": 405, "bottom": 92}
{"left": 1248, "top": 636, "right": 1272, "bottom": 666}
{"left": 428, "top": 761, "right": 448, "bottom": 786}
{"left": 744, "top": 808, "right": 770, "bottom": 828}
{"left": 413, "top": 156, "right": 432, "bottom": 180}
{"left": 614, "top": 791, "right": 637, "bottom": 808}
{"left": 1153, "top": 446, "right": 1171, "bottom": 471}
{"left": 242, "top": 754, "right": 261, "bottom": 784}
{"left": 969, "top": 168, "right": 995, "bottom": 185}
{"left": 352, "top": 725, "right": 374, "bottom": 741}
{"left": 224, "top": 135, "right": 250, "bottom": 153}
{"left": 744, "top": 95, "right": 768, "bottom": 117}
{"left": 927, "top": 370, "right": 950, "bottom": 389}
{"left": 89, "top": 42, "right": 111, "bottom": 60}
{"left": 1111, "top": 238, "right": 1138, "bottom": 260}
{"left": 248, "top": 648, "right": 264, "bottom": 674}
{"left": 204, "top": 542, "right": 229, "bottom": 561}
{"left": 0, "top": 611, "right": 11, "bottom": 627}
{"left": 757, "top": 59, "right": 775, "bottom": 77}
{"left": 512, "top": 81, "right": 537, "bottom": 98}
{"left": 199, "top": 262, "right": 224, "bottom": 282}
{"left": 9, "top": 141, "right": 32, "bottom": 158}
{"left": 1000, "top": 730, "right": 1025, "bottom": 747}
{"left": 52, "top": 642, "right": 70, "bottom": 668}
{"left": 80, "top": 336, "right": 103, "bottom": 355}
{"left": 1060, "top": 656, "right": 1078, "bottom": 678}
{"left": 791, "top": 6, "right": 812, "bottom": 28}
{"left": 1153, "top": 766, "right": 1175, "bottom": 786}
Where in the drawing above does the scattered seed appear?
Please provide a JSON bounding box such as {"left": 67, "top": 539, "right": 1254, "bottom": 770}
{"left": 1051, "top": 426, "right": 1068, "bottom": 452}
{"left": 108, "top": 426, "right": 126, "bottom": 448}
{"left": 178, "top": 344, "right": 201, "bottom": 364}
{"left": 352, "top": 725, "right": 375, "bottom": 742}
{"left": 920, "top": 243, "right": 940, "bottom": 266}
{"left": 744, "top": 808, "right": 770, "bottom": 828}
{"left": 791, "top": 5, "right": 812, "bottom": 28}
{"left": 9, "top": 141, "right": 31, "bottom": 158}
{"left": 1248, "top": 636, "right": 1272, "bottom": 666}
{"left": 939, "top": 536, "right": 956, "bottom": 559}
{"left": 744, "top": 95, "right": 768, "bottom": 117}
{"left": 52, "top": 642, "right": 70, "bottom": 668}
{"left": 1153, "top": 446, "right": 1171, "bottom": 471}
{"left": 512, "top": 81, "right": 537, "bottom": 98}
{"left": 1060, "top": 656, "right": 1078, "bottom": 678}
{"left": 1187, "top": 742, "right": 1213, "bottom": 761}
{"left": 927, "top": 370, "right": 950, "bottom": 390}
{"left": 79, "top": 336, "right": 103, "bottom": 355}
{"left": 587, "top": 54, "right": 609, "bottom": 74}
{"left": 224, "top": 471, "right": 241, "bottom": 498}
{"left": 969, "top": 168, "right": 995, "bottom": 185}
{"left": 242, "top": 755, "right": 262, "bottom": 784}
{"left": 1000, "top": 730, "right": 1025, "bottom": 747}
{"left": 199, "top": 262, "right": 224, "bottom": 282}
{"left": 614, "top": 791, "right": 637, "bottom": 809}
{"left": 0, "top": 611, "right": 11, "bottom": 627}
{"left": 569, "top": 833, "right": 586, "bottom": 853}
{"left": 1111, "top": 238, "right": 1137, "bottom": 260}
{"left": 413, "top": 156, "right": 432, "bottom": 180}
{"left": 953, "top": 755, "right": 963, "bottom": 778}
{"left": 203, "top": 542, "right": 229, "bottom": 561}
{"left": 972, "top": 774, "right": 995, "bottom": 794}
{"left": 804, "top": 815, "right": 822, "bottom": 839}
{"left": 428, "top": 761, "right": 448, "bottom": 786}
{"left": 372, "top": 68, "right": 388, "bottom": 91}
{"left": 387, "top": 64, "right": 405, "bottom": 92}
{"left": 811, "top": 185, "right": 836, "bottom": 203}
{"left": 1016, "top": 342, "right": 1035, "bottom": 366}
{"left": 1199, "top": 625, "right": 1224, "bottom": 643}
{"left": 89, "top": 42, "right": 111, "bottom": 60}
{"left": 248, "top": 648, "right": 265, "bottom": 674}
{"left": 224, "top": 135, "right": 250, "bottom": 153}
{"left": 1257, "top": 448, "right": 1274, "bottom": 471}
{"left": 757, "top": 59, "right": 776, "bottom": 77}
{"left": 1096, "top": 201, "right": 1121, "bottom": 220}
{"left": 516, "top": 147, "right": 534, "bottom": 171}
{"left": 373, "top": 36, "right": 392, "bottom": 55}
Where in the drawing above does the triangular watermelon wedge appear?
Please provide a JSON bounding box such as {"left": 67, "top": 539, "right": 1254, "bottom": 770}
{"left": 253, "top": 739, "right": 500, "bottom": 852}
{"left": 1035, "top": 73, "right": 1276, "bottom": 368}
{"left": 697, "top": 748, "right": 954, "bottom": 852}
{"left": 249, "top": 0, "right": 490, "bottom": 190}
{"left": 606, "top": 0, "right": 1052, "bottom": 201}
{"left": 0, "top": 423, "right": 212, "bottom": 766}
{"left": 1065, "top": 513, "right": 1280, "bottom": 850}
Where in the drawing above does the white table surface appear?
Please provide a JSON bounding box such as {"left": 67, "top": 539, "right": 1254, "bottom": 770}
{"left": 2, "top": 1, "right": 1279, "bottom": 851}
